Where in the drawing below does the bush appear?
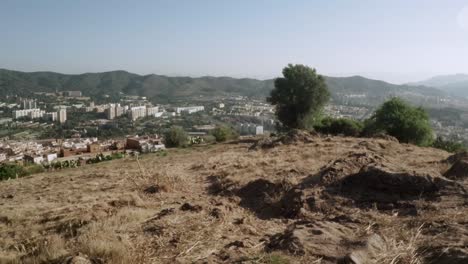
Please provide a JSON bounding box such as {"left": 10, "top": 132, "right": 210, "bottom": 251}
{"left": 0, "top": 164, "right": 26, "bottom": 181}
{"left": 371, "top": 98, "right": 434, "bottom": 146}
{"left": 314, "top": 117, "right": 363, "bottom": 137}
{"left": 164, "top": 126, "right": 188, "bottom": 148}
{"left": 432, "top": 137, "right": 466, "bottom": 153}
{"left": 211, "top": 125, "right": 239, "bottom": 142}
{"left": 0, "top": 163, "right": 44, "bottom": 181}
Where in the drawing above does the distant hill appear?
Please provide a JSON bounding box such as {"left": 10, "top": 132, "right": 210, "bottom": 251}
{"left": 0, "top": 69, "right": 446, "bottom": 104}
{"left": 408, "top": 74, "right": 468, "bottom": 97}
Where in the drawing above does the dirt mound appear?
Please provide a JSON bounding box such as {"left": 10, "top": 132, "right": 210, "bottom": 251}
{"left": 446, "top": 151, "right": 468, "bottom": 164}
{"left": 250, "top": 129, "right": 316, "bottom": 150}
{"left": 266, "top": 220, "right": 385, "bottom": 262}
{"left": 332, "top": 165, "right": 449, "bottom": 203}
{"left": 236, "top": 178, "right": 294, "bottom": 219}
{"left": 444, "top": 156, "right": 468, "bottom": 180}
{"left": 372, "top": 133, "right": 399, "bottom": 142}
{"left": 302, "top": 152, "right": 385, "bottom": 186}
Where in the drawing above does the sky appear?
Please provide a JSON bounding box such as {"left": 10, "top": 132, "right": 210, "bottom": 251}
{"left": 1, "top": 0, "right": 468, "bottom": 84}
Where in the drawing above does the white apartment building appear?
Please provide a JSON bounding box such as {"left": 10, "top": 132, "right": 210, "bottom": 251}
{"left": 129, "top": 106, "right": 147, "bottom": 121}
{"left": 58, "top": 108, "right": 67, "bottom": 124}
{"left": 175, "top": 106, "right": 204, "bottom": 114}
{"left": 22, "top": 99, "right": 37, "bottom": 109}
{"left": 44, "top": 112, "right": 58, "bottom": 122}
{"left": 146, "top": 106, "right": 159, "bottom": 116}
{"left": 13, "top": 109, "right": 45, "bottom": 119}
{"left": 106, "top": 104, "right": 116, "bottom": 120}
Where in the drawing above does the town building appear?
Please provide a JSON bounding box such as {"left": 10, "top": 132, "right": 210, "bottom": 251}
{"left": 22, "top": 99, "right": 37, "bottom": 109}
{"left": 106, "top": 104, "right": 116, "bottom": 120}
{"left": 175, "top": 106, "right": 205, "bottom": 114}
{"left": 126, "top": 136, "right": 165, "bottom": 153}
{"left": 24, "top": 154, "right": 44, "bottom": 164}
{"left": 129, "top": 106, "right": 147, "bottom": 121}
{"left": 44, "top": 112, "right": 57, "bottom": 122}
{"left": 13, "top": 109, "right": 45, "bottom": 119}
{"left": 58, "top": 108, "right": 67, "bottom": 124}
{"left": 64, "top": 91, "right": 82, "bottom": 97}
{"left": 87, "top": 142, "right": 101, "bottom": 153}
{"left": 146, "top": 106, "right": 159, "bottom": 116}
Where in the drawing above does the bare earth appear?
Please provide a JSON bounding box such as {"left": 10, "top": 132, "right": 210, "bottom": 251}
{"left": 0, "top": 131, "right": 467, "bottom": 264}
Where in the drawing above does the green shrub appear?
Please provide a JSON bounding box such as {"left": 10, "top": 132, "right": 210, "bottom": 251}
{"left": 23, "top": 164, "right": 45, "bottom": 175}
{"left": 211, "top": 125, "right": 239, "bottom": 142}
{"left": 361, "top": 117, "right": 383, "bottom": 137}
{"left": 314, "top": 117, "right": 363, "bottom": 137}
{"left": 164, "top": 126, "right": 188, "bottom": 148}
{"left": 432, "top": 137, "right": 466, "bottom": 153}
{"left": 0, "top": 164, "right": 26, "bottom": 181}
{"left": 372, "top": 98, "right": 434, "bottom": 146}
{"left": 0, "top": 163, "right": 44, "bottom": 181}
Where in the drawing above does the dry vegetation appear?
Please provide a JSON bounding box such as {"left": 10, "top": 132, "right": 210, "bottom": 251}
{"left": 0, "top": 131, "right": 467, "bottom": 263}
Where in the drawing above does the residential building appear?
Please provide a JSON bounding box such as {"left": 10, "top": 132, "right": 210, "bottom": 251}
{"left": 58, "top": 108, "right": 67, "bottom": 124}
{"left": 44, "top": 112, "right": 57, "bottom": 122}
{"left": 129, "top": 106, "right": 146, "bottom": 121}
{"left": 0, "top": 153, "right": 6, "bottom": 163}
{"left": 126, "top": 136, "right": 165, "bottom": 153}
{"left": 146, "top": 106, "right": 159, "bottom": 116}
{"left": 44, "top": 153, "right": 58, "bottom": 163}
{"left": 22, "top": 99, "right": 37, "bottom": 109}
{"left": 106, "top": 104, "right": 116, "bottom": 120}
{"left": 175, "top": 106, "right": 204, "bottom": 114}
{"left": 13, "top": 109, "right": 44, "bottom": 119}
{"left": 24, "top": 154, "right": 44, "bottom": 164}
{"left": 87, "top": 142, "right": 101, "bottom": 153}
{"left": 65, "top": 91, "right": 82, "bottom": 97}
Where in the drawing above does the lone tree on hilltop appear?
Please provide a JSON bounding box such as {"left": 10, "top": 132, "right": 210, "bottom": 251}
{"left": 372, "top": 97, "right": 434, "bottom": 146}
{"left": 268, "top": 64, "right": 330, "bottom": 129}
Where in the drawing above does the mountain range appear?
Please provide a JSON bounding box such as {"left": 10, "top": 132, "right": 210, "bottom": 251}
{"left": 408, "top": 74, "right": 468, "bottom": 97}
{"left": 0, "top": 68, "right": 447, "bottom": 104}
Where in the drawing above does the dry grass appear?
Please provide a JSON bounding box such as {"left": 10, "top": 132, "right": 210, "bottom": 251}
{"left": 0, "top": 135, "right": 464, "bottom": 263}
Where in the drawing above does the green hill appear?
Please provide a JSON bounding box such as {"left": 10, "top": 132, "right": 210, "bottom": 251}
{"left": 0, "top": 69, "right": 445, "bottom": 104}
{"left": 408, "top": 74, "right": 468, "bottom": 98}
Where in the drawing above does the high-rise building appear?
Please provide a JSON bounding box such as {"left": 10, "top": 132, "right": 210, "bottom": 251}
{"left": 129, "top": 106, "right": 146, "bottom": 121}
{"left": 13, "top": 109, "right": 44, "bottom": 119}
{"left": 115, "top": 105, "right": 124, "bottom": 117}
{"left": 44, "top": 112, "right": 58, "bottom": 122}
{"left": 146, "top": 106, "right": 159, "bottom": 116}
{"left": 106, "top": 104, "right": 116, "bottom": 120}
{"left": 58, "top": 108, "right": 67, "bottom": 124}
{"left": 22, "top": 99, "right": 37, "bottom": 109}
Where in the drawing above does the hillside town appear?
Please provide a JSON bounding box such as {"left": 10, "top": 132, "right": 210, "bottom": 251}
{"left": 1, "top": 87, "right": 468, "bottom": 165}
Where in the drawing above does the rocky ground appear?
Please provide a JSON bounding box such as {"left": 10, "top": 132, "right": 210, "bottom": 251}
{"left": 0, "top": 131, "right": 467, "bottom": 264}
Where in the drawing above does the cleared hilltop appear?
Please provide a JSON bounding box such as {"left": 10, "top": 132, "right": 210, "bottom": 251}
{"left": 0, "top": 131, "right": 467, "bottom": 263}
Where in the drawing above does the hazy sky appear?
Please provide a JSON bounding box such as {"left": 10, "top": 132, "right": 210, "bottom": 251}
{"left": 1, "top": 0, "right": 468, "bottom": 84}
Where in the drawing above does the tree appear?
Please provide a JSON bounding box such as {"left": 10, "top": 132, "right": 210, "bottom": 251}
{"left": 211, "top": 125, "right": 239, "bottom": 142}
{"left": 268, "top": 64, "right": 330, "bottom": 129}
{"left": 371, "top": 97, "right": 434, "bottom": 146}
{"left": 164, "top": 126, "right": 188, "bottom": 148}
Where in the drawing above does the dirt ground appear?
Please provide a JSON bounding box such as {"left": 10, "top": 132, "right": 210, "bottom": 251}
{"left": 0, "top": 132, "right": 466, "bottom": 264}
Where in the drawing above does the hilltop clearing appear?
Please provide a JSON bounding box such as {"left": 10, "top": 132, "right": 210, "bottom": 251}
{"left": 0, "top": 132, "right": 467, "bottom": 263}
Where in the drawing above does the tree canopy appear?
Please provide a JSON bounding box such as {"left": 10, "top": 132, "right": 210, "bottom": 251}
{"left": 372, "top": 97, "right": 434, "bottom": 146}
{"left": 163, "top": 126, "right": 188, "bottom": 148}
{"left": 268, "top": 64, "right": 330, "bottom": 129}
